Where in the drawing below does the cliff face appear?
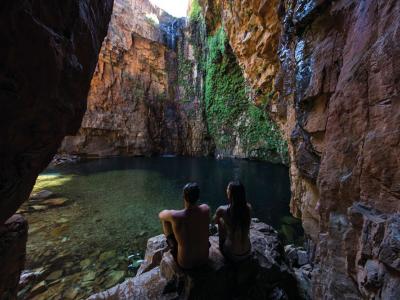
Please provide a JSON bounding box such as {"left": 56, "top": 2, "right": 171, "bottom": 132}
{"left": 202, "top": 0, "right": 400, "bottom": 298}
{"left": 60, "top": 0, "right": 212, "bottom": 157}
{"left": 0, "top": 0, "right": 113, "bottom": 297}
{"left": 0, "top": 0, "right": 113, "bottom": 225}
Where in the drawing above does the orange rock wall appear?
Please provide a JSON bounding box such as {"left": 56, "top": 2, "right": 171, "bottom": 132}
{"left": 61, "top": 0, "right": 212, "bottom": 157}
{"left": 201, "top": 0, "right": 400, "bottom": 298}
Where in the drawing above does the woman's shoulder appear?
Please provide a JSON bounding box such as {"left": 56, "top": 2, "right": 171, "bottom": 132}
{"left": 216, "top": 205, "right": 229, "bottom": 213}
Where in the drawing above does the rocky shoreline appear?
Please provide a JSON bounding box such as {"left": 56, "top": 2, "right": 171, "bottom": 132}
{"left": 89, "top": 219, "right": 309, "bottom": 300}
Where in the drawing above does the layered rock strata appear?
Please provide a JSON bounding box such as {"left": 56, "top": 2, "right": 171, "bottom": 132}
{"left": 89, "top": 220, "right": 299, "bottom": 299}
{"left": 60, "top": 0, "right": 212, "bottom": 157}
{"left": 201, "top": 0, "right": 400, "bottom": 298}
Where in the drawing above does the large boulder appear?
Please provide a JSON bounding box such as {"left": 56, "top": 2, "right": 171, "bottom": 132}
{"left": 89, "top": 220, "right": 299, "bottom": 300}
{"left": 0, "top": 0, "right": 114, "bottom": 225}
{"left": 0, "top": 215, "right": 28, "bottom": 299}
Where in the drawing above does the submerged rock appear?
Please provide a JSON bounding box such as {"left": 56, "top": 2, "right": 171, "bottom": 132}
{"left": 30, "top": 190, "right": 55, "bottom": 201}
{"left": 88, "top": 220, "right": 299, "bottom": 299}
{"left": 42, "top": 198, "right": 69, "bottom": 207}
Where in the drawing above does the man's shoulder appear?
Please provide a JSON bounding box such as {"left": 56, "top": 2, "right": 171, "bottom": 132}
{"left": 198, "top": 203, "right": 210, "bottom": 212}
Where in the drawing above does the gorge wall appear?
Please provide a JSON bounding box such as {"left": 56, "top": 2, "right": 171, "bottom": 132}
{"left": 201, "top": 0, "right": 400, "bottom": 298}
{"left": 0, "top": 0, "right": 113, "bottom": 297}
{"left": 59, "top": 0, "right": 288, "bottom": 163}
{"left": 60, "top": 0, "right": 213, "bottom": 157}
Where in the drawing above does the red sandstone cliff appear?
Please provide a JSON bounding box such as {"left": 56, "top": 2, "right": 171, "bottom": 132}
{"left": 201, "top": 0, "right": 400, "bottom": 298}
{"left": 60, "top": 0, "right": 212, "bottom": 157}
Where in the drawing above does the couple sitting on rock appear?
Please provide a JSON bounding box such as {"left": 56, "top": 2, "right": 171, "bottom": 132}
{"left": 158, "top": 181, "right": 251, "bottom": 270}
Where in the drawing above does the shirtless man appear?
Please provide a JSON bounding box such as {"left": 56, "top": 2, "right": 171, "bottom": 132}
{"left": 158, "top": 182, "right": 210, "bottom": 269}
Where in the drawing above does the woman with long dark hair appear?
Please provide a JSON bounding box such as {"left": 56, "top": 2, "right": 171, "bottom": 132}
{"left": 214, "top": 180, "right": 251, "bottom": 262}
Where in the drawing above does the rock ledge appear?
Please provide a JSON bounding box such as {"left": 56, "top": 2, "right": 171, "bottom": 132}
{"left": 89, "top": 220, "right": 299, "bottom": 299}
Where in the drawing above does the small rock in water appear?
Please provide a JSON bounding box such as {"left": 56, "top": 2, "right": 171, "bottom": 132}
{"left": 30, "top": 190, "right": 54, "bottom": 200}
{"left": 80, "top": 258, "right": 92, "bottom": 269}
{"left": 31, "top": 205, "right": 48, "bottom": 211}
{"left": 64, "top": 287, "right": 80, "bottom": 299}
{"left": 42, "top": 198, "right": 68, "bottom": 207}
{"left": 19, "top": 267, "right": 46, "bottom": 288}
{"left": 50, "top": 224, "right": 69, "bottom": 237}
{"left": 46, "top": 270, "right": 63, "bottom": 281}
{"left": 104, "top": 270, "right": 126, "bottom": 288}
{"left": 83, "top": 271, "right": 96, "bottom": 282}
{"left": 57, "top": 217, "right": 69, "bottom": 224}
{"left": 30, "top": 281, "right": 47, "bottom": 296}
{"left": 99, "top": 250, "right": 116, "bottom": 262}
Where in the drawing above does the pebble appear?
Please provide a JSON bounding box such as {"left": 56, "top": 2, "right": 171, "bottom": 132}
{"left": 31, "top": 205, "right": 48, "bottom": 211}
{"left": 30, "top": 190, "right": 54, "bottom": 200}
{"left": 83, "top": 271, "right": 96, "bottom": 282}
{"left": 31, "top": 281, "right": 47, "bottom": 296}
{"left": 80, "top": 258, "right": 92, "bottom": 269}
{"left": 46, "top": 270, "right": 63, "bottom": 281}
{"left": 104, "top": 270, "right": 126, "bottom": 288}
{"left": 99, "top": 250, "right": 116, "bottom": 262}
{"left": 64, "top": 287, "right": 80, "bottom": 299}
{"left": 42, "top": 198, "right": 68, "bottom": 207}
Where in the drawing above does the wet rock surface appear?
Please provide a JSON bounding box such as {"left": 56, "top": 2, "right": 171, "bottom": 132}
{"left": 0, "top": 0, "right": 113, "bottom": 225}
{"left": 89, "top": 220, "right": 299, "bottom": 300}
{"left": 0, "top": 215, "right": 28, "bottom": 299}
{"left": 201, "top": 0, "right": 400, "bottom": 297}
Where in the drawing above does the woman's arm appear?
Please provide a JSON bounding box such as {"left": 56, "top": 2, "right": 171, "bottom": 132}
{"left": 213, "top": 207, "right": 223, "bottom": 224}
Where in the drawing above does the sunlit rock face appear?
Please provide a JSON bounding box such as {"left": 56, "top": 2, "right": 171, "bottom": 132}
{"left": 202, "top": 0, "right": 400, "bottom": 298}
{"left": 0, "top": 0, "right": 113, "bottom": 225}
{"left": 60, "top": 0, "right": 213, "bottom": 157}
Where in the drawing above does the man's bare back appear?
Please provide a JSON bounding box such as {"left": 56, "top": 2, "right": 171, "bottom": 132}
{"left": 159, "top": 183, "right": 210, "bottom": 269}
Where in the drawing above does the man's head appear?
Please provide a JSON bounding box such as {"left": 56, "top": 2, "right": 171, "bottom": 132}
{"left": 183, "top": 182, "right": 200, "bottom": 204}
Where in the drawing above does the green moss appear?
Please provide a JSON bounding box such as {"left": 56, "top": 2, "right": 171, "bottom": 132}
{"left": 189, "top": 0, "right": 202, "bottom": 23}
{"left": 204, "top": 27, "right": 288, "bottom": 162}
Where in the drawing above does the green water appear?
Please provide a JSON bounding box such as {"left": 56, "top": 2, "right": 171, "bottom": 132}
{"left": 20, "top": 157, "right": 302, "bottom": 299}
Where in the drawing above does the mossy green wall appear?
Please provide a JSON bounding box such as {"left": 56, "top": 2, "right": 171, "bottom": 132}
{"left": 184, "top": 1, "right": 288, "bottom": 163}
{"left": 204, "top": 27, "right": 288, "bottom": 163}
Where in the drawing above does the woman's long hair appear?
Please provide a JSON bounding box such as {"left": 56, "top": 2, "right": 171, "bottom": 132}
{"left": 227, "top": 180, "right": 250, "bottom": 231}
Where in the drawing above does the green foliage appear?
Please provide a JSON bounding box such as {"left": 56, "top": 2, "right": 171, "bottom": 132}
{"left": 204, "top": 27, "right": 288, "bottom": 162}
{"left": 177, "top": 49, "right": 197, "bottom": 104}
{"left": 189, "top": 0, "right": 202, "bottom": 23}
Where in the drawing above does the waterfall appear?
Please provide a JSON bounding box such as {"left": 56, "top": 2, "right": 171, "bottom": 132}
{"left": 159, "top": 17, "right": 186, "bottom": 49}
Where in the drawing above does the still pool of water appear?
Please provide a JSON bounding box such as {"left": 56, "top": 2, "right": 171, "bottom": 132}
{"left": 20, "top": 157, "right": 303, "bottom": 299}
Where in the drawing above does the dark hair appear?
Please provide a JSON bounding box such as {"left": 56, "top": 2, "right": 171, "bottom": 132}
{"left": 183, "top": 182, "right": 200, "bottom": 204}
{"left": 227, "top": 180, "right": 250, "bottom": 230}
